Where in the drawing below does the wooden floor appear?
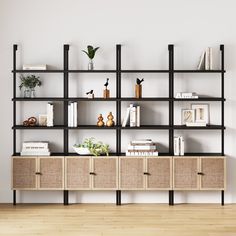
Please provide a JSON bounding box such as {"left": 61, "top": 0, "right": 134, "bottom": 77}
{"left": 0, "top": 204, "right": 236, "bottom": 236}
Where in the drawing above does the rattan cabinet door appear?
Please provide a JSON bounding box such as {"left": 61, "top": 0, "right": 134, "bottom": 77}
{"left": 39, "top": 157, "right": 64, "bottom": 190}
{"left": 65, "top": 157, "right": 91, "bottom": 190}
{"left": 173, "top": 157, "right": 199, "bottom": 190}
{"left": 92, "top": 157, "right": 118, "bottom": 190}
{"left": 146, "top": 157, "right": 172, "bottom": 190}
{"left": 200, "top": 157, "right": 226, "bottom": 190}
{"left": 119, "top": 157, "right": 145, "bottom": 190}
{"left": 12, "top": 157, "right": 37, "bottom": 190}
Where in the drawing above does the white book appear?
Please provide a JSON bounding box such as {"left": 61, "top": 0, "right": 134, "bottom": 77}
{"left": 197, "top": 51, "right": 205, "bottom": 70}
{"left": 136, "top": 106, "right": 140, "bottom": 127}
{"left": 23, "top": 64, "right": 47, "bottom": 70}
{"left": 179, "top": 136, "right": 184, "bottom": 156}
{"left": 127, "top": 145, "right": 156, "bottom": 151}
{"left": 68, "top": 103, "right": 71, "bottom": 127}
{"left": 22, "top": 147, "right": 49, "bottom": 151}
{"left": 47, "top": 103, "right": 53, "bottom": 127}
{"left": 122, "top": 107, "right": 130, "bottom": 127}
{"left": 186, "top": 122, "right": 206, "bottom": 127}
{"left": 174, "top": 137, "right": 180, "bottom": 156}
{"left": 205, "top": 47, "right": 210, "bottom": 70}
{"left": 130, "top": 105, "right": 136, "bottom": 127}
{"left": 22, "top": 141, "right": 49, "bottom": 148}
{"left": 209, "top": 47, "right": 213, "bottom": 70}
{"left": 70, "top": 102, "right": 74, "bottom": 127}
{"left": 131, "top": 139, "right": 153, "bottom": 145}
{"left": 21, "top": 151, "right": 51, "bottom": 156}
{"left": 73, "top": 102, "right": 77, "bottom": 127}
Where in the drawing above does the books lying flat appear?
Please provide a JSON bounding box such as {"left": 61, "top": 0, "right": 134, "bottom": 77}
{"left": 131, "top": 139, "right": 153, "bottom": 145}
{"left": 20, "top": 151, "right": 51, "bottom": 156}
{"left": 127, "top": 144, "right": 156, "bottom": 151}
{"left": 23, "top": 64, "right": 47, "bottom": 70}
{"left": 22, "top": 141, "right": 49, "bottom": 148}
{"left": 126, "top": 151, "right": 159, "bottom": 156}
{"left": 176, "top": 92, "right": 198, "bottom": 99}
{"left": 186, "top": 122, "right": 207, "bottom": 127}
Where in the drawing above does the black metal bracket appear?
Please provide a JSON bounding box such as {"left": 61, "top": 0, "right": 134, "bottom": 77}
{"left": 116, "top": 190, "right": 121, "bottom": 205}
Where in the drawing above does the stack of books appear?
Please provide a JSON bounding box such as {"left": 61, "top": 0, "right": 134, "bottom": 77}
{"left": 21, "top": 141, "right": 51, "bottom": 156}
{"left": 23, "top": 64, "right": 47, "bottom": 70}
{"left": 176, "top": 92, "right": 198, "bottom": 99}
{"left": 174, "top": 136, "right": 184, "bottom": 156}
{"left": 197, "top": 47, "right": 213, "bottom": 70}
{"left": 122, "top": 104, "right": 140, "bottom": 127}
{"left": 68, "top": 102, "right": 78, "bottom": 127}
{"left": 126, "top": 139, "right": 158, "bottom": 156}
{"left": 47, "top": 102, "right": 54, "bottom": 127}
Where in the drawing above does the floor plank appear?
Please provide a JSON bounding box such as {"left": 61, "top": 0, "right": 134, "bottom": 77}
{"left": 0, "top": 204, "right": 235, "bottom": 236}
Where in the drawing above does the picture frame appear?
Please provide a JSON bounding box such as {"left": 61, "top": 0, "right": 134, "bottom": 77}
{"left": 191, "top": 104, "right": 209, "bottom": 124}
{"left": 182, "top": 109, "right": 195, "bottom": 125}
{"left": 38, "top": 114, "right": 47, "bottom": 126}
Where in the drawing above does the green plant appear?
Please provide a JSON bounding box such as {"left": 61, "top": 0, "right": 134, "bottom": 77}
{"left": 82, "top": 45, "right": 99, "bottom": 60}
{"left": 74, "top": 138, "right": 109, "bottom": 156}
{"left": 19, "top": 74, "right": 42, "bottom": 90}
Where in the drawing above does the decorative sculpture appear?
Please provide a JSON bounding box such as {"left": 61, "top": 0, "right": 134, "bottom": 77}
{"left": 135, "top": 78, "right": 144, "bottom": 98}
{"left": 23, "top": 117, "right": 37, "bottom": 126}
{"left": 106, "top": 112, "right": 115, "bottom": 127}
{"left": 103, "top": 78, "right": 110, "bottom": 98}
{"left": 97, "top": 114, "right": 105, "bottom": 127}
{"left": 86, "top": 89, "right": 94, "bottom": 99}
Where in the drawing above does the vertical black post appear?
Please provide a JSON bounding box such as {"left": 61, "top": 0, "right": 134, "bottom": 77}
{"left": 168, "top": 45, "right": 174, "bottom": 155}
{"left": 116, "top": 45, "right": 122, "bottom": 206}
{"left": 63, "top": 44, "right": 69, "bottom": 205}
{"left": 220, "top": 45, "right": 225, "bottom": 156}
{"left": 13, "top": 190, "right": 16, "bottom": 205}
{"left": 169, "top": 190, "right": 172, "bottom": 205}
{"left": 13, "top": 45, "right": 18, "bottom": 205}
{"left": 221, "top": 190, "right": 224, "bottom": 205}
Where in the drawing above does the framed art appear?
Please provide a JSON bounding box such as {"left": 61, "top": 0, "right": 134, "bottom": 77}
{"left": 191, "top": 104, "right": 209, "bottom": 124}
{"left": 182, "top": 109, "right": 195, "bottom": 125}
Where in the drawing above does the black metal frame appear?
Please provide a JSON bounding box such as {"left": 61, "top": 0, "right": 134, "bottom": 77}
{"left": 12, "top": 44, "right": 226, "bottom": 206}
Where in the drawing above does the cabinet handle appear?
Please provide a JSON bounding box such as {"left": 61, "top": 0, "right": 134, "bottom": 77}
{"left": 35, "top": 172, "right": 42, "bottom": 175}
{"left": 197, "top": 172, "right": 204, "bottom": 175}
{"left": 89, "top": 172, "right": 96, "bottom": 175}
{"left": 143, "top": 172, "right": 150, "bottom": 175}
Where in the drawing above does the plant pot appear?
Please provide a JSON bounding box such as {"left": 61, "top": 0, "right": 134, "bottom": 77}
{"left": 73, "top": 146, "right": 91, "bottom": 155}
{"left": 30, "top": 88, "right": 36, "bottom": 98}
{"left": 24, "top": 88, "right": 31, "bottom": 98}
{"left": 88, "top": 59, "right": 94, "bottom": 70}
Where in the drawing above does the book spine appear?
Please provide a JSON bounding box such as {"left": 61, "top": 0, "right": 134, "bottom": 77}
{"left": 73, "top": 102, "right": 77, "bottom": 127}
{"left": 122, "top": 107, "right": 130, "bottom": 127}
{"left": 136, "top": 106, "right": 140, "bottom": 127}
{"left": 130, "top": 106, "right": 136, "bottom": 127}
{"left": 47, "top": 103, "right": 53, "bottom": 127}
{"left": 68, "top": 103, "right": 71, "bottom": 127}
{"left": 174, "top": 137, "right": 180, "bottom": 156}
{"left": 70, "top": 102, "right": 74, "bottom": 127}
{"left": 209, "top": 47, "right": 213, "bottom": 70}
{"left": 22, "top": 143, "right": 48, "bottom": 148}
{"left": 197, "top": 51, "right": 205, "bottom": 70}
{"left": 127, "top": 145, "right": 156, "bottom": 151}
{"left": 205, "top": 48, "right": 210, "bottom": 70}
{"left": 180, "top": 136, "right": 185, "bottom": 156}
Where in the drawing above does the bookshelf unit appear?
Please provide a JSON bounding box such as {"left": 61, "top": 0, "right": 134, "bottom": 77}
{"left": 12, "top": 44, "right": 226, "bottom": 205}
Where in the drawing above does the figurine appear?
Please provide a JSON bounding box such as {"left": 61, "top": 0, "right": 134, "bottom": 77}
{"left": 106, "top": 112, "right": 115, "bottom": 127}
{"left": 97, "top": 114, "right": 105, "bottom": 127}
{"left": 23, "top": 117, "right": 37, "bottom": 126}
{"left": 135, "top": 78, "right": 144, "bottom": 98}
{"left": 103, "top": 78, "right": 110, "bottom": 98}
{"left": 86, "top": 89, "right": 94, "bottom": 99}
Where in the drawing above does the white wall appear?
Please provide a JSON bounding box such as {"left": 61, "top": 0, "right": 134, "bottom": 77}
{"left": 0, "top": 0, "right": 235, "bottom": 203}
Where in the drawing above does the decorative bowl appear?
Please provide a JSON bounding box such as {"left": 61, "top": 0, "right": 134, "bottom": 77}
{"left": 73, "top": 146, "right": 91, "bottom": 155}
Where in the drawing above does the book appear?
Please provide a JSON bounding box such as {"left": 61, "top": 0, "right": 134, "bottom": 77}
{"left": 186, "top": 122, "right": 206, "bottom": 127}
{"left": 70, "top": 102, "right": 74, "bottom": 127}
{"left": 22, "top": 141, "right": 49, "bottom": 148}
{"left": 126, "top": 150, "right": 159, "bottom": 156}
{"left": 73, "top": 102, "right": 77, "bottom": 127}
{"left": 205, "top": 47, "right": 210, "bottom": 70}
{"left": 136, "top": 106, "right": 140, "bottom": 127}
{"left": 21, "top": 151, "right": 51, "bottom": 156}
{"left": 131, "top": 139, "right": 153, "bottom": 145}
{"left": 180, "top": 136, "right": 185, "bottom": 156}
{"left": 68, "top": 103, "right": 71, "bottom": 127}
{"left": 174, "top": 137, "right": 180, "bottom": 156}
{"left": 47, "top": 103, "right": 54, "bottom": 127}
{"left": 209, "top": 47, "right": 213, "bottom": 70}
{"left": 122, "top": 107, "right": 130, "bottom": 127}
{"left": 129, "top": 104, "right": 136, "bottom": 127}
{"left": 23, "top": 64, "right": 47, "bottom": 70}
{"left": 197, "top": 51, "right": 205, "bottom": 70}
{"left": 127, "top": 145, "right": 156, "bottom": 151}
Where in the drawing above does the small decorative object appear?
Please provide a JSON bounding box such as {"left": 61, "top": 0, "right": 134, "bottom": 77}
{"left": 106, "top": 112, "right": 115, "bottom": 127}
{"left": 103, "top": 78, "right": 110, "bottom": 98}
{"left": 23, "top": 117, "right": 37, "bottom": 126}
{"left": 86, "top": 90, "right": 94, "bottom": 99}
{"left": 135, "top": 78, "right": 144, "bottom": 98}
{"left": 19, "top": 74, "right": 42, "bottom": 98}
{"left": 73, "top": 138, "right": 109, "bottom": 156}
{"left": 182, "top": 109, "right": 195, "bottom": 125}
{"left": 82, "top": 45, "right": 99, "bottom": 70}
{"left": 38, "top": 114, "right": 47, "bottom": 126}
{"left": 191, "top": 104, "right": 209, "bottom": 124}
{"left": 97, "top": 114, "right": 105, "bottom": 127}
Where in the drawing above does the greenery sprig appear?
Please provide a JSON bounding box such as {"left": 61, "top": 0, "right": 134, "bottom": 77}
{"left": 19, "top": 74, "right": 42, "bottom": 89}
{"left": 82, "top": 45, "right": 99, "bottom": 60}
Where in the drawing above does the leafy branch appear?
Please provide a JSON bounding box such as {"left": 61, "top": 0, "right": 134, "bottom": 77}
{"left": 82, "top": 45, "right": 99, "bottom": 59}
{"left": 19, "top": 74, "right": 42, "bottom": 89}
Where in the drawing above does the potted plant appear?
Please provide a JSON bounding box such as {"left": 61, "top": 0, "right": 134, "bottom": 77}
{"left": 82, "top": 45, "right": 99, "bottom": 70}
{"left": 19, "top": 74, "right": 42, "bottom": 98}
{"left": 73, "top": 138, "right": 109, "bottom": 156}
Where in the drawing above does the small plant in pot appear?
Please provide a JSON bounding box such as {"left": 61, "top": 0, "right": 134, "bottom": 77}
{"left": 82, "top": 45, "right": 99, "bottom": 70}
{"left": 73, "top": 138, "right": 109, "bottom": 156}
{"left": 19, "top": 74, "right": 42, "bottom": 98}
